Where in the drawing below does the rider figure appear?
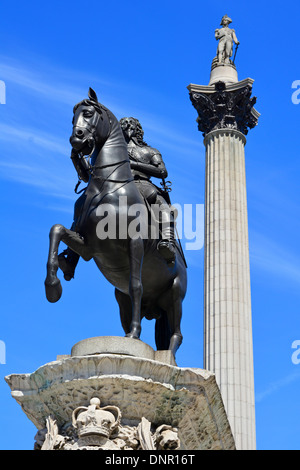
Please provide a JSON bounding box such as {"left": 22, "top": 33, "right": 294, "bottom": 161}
{"left": 119, "top": 117, "right": 176, "bottom": 264}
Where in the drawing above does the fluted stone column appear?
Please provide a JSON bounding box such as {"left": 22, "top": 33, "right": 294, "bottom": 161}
{"left": 188, "top": 77, "right": 260, "bottom": 450}
{"left": 204, "top": 128, "right": 255, "bottom": 450}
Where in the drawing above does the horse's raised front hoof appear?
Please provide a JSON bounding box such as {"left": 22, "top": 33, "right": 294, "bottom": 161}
{"left": 45, "top": 278, "right": 63, "bottom": 303}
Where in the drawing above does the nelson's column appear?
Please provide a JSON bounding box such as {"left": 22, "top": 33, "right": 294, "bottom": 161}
{"left": 188, "top": 15, "right": 260, "bottom": 450}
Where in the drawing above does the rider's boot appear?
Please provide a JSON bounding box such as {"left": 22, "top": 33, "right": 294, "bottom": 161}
{"left": 157, "top": 222, "right": 176, "bottom": 264}
{"left": 58, "top": 248, "right": 80, "bottom": 281}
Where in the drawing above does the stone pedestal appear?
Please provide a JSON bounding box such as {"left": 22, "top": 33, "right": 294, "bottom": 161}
{"left": 209, "top": 58, "right": 238, "bottom": 85}
{"left": 188, "top": 78, "right": 260, "bottom": 450}
{"left": 5, "top": 337, "right": 235, "bottom": 450}
{"left": 70, "top": 336, "right": 176, "bottom": 366}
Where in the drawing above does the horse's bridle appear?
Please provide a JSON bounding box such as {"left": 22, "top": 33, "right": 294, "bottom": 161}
{"left": 73, "top": 103, "right": 113, "bottom": 193}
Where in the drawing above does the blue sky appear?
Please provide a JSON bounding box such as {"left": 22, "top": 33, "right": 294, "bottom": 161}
{"left": 0, "top": 0, "right": 299, "bottom": 450}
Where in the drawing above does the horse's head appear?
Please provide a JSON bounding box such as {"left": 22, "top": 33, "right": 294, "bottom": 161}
{"left": 70, "top": 88, "right": 104, "bottom": 156}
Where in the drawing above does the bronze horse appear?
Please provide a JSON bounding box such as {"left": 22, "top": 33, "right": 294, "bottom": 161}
{"left": 45, "top": 89, "right": 187, "bottom": 356}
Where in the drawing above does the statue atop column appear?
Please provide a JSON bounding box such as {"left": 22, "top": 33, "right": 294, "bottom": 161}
{"left": 215, "top": 15, "right": 239, "bottom": 65}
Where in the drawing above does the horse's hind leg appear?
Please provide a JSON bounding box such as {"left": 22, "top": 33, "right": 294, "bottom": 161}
{"left": 155, "top": 311, "right": 171, "bottom": 351}
{"left": 158, "top": 276, "right": 183, "bottom": 356}
{"left": 45, "top": 224, "right": 88, "bottom": 303}
{"left": 115, "top": 288, "right": 132, "bottom": 336}
{"left": 168, "top": 298, "right": 183, "bottom": 355}
{"left": 126, "top": 237, "right": 144, "bottom": 340}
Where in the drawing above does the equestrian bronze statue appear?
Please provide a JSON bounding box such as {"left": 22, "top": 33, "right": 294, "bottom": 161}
{"left": 45, "top": 88, "right": 187, "bottom": 356}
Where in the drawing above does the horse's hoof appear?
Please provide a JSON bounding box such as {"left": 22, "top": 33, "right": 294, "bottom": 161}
{"left": 168, "top": 334, "right": 183, "bottom": 356}
{"left": 125, "top": 333, "right": 141, "bottom": 340}
{"left": 45, "top": 278, "right": 62, "bottom": 303}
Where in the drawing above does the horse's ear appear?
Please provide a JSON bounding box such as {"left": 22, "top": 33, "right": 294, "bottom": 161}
{"left": 88, "top": 87, "right": 98, "bottom": 103}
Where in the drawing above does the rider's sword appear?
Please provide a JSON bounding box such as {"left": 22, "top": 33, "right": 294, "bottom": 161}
{"left": 232, "top": 43, "right": 239, "bottom": 65}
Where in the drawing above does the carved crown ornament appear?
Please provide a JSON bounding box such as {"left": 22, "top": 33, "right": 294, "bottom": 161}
{"left": 188, "top": 80, "right": 260, "bottom": 137}
{"left": 72, "top": 397, "right": 121, "bottom": 441}
{"left": 34, "top": 397, "right": 180, "bottom": 451}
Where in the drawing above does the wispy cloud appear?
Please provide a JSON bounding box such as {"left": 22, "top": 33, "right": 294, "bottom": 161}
{"left": 0, "top": 54, "right": 202, "bottom": 156}
{"left": 141, "top": 115, "right": 204, "bottom": 160}
{"left": 0, "top": 122, "right": 75, "bottom": 198}
{"left": 0, "top": 54, "right": 145, "bottom": 119}
{"left": 0, "top": 123, "right": 68, "bottom": 155}
{"left": 0, "top": 54, "right": 204, "bottom": 210}
{"left": 0, "top": 158, "right": 74, "bottom": 196}
{"left": 0, "top": 55, "right": 115, "bottom": 108}
{"left": 250, "top": 230, "right": 300, "bottom": 287}
{"left": 256, "top": 370, "right": 300, "bottom": 403}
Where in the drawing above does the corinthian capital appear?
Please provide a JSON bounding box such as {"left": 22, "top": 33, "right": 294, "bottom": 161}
{"left": 188, "top": 79, "right": 260, "bottom": 137}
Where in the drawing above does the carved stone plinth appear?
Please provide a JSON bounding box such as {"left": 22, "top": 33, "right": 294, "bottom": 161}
{"left": 209, "top": 58, "right": 238, "bottom": 86}
{"left": 5, "top": 337, "right": 235, "bottom": 450}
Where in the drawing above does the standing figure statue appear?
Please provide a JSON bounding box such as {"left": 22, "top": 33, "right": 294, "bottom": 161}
{"left": 215, "top": 15, "right": 240, "bottom": 65}
{"left": 119, "top": 117, "right": 176, "bottom": 264}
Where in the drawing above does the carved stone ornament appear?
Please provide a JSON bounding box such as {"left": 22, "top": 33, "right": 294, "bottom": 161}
{"left": 34, "top": 397, "right": 180, "bottom": 451}
{"left": 189, "top": 80, "right": 259, "bottom": 136}
{"left": 6, "top": 352, "right": 236, "bottom": 450}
